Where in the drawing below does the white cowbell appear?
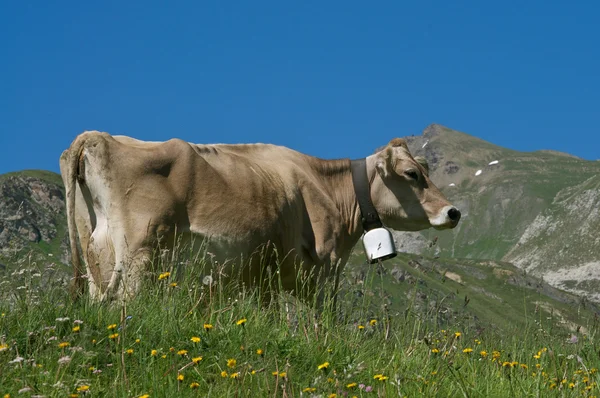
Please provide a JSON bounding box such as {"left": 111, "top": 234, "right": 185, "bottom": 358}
{"left": 361, "top": 227, "right": 397, "bottom": 264}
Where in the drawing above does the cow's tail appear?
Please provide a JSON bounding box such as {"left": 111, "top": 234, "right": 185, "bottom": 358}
{"left": 63, "top": 134, "right": 88, "bottom": 300}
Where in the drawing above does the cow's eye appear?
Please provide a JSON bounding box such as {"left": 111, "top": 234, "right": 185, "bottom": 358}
{"left": 405, "top": 170, "right": 419, "bottom": 181}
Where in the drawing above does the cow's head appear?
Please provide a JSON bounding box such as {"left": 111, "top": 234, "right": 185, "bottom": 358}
{"left": 369, "top": 138, "right": 461, "bottom": 231}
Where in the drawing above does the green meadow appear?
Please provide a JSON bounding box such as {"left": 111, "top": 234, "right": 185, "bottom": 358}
{"left": 1, "top": 246, "right": 599, "bottom": 398}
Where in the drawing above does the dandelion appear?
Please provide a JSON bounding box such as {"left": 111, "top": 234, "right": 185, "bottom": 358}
{"left": 58, "top": 342, "right": 70, "bottom": 349}
{"left": 177, "top": 374, "right": 184, "bottom": 381}
{"left": 256, "top": 348, "right": 264, "bottom": 356}
{"left": 158, "top": 272, "right": 170, "bottom": 280}
{"left": 190, "top": 382, "right": 200, "bottom": 389}
{"left": 480, "top": 350, "right": 488, "bottom": 358}
{"left": 520, "top": 364, "right": 528, "bottom": 370}
{"left": 463, "top": 348, "right": 473, "bottom": 353}
{"left": 318, "top": 362, "right": 330, "bottom": 370}
{"left": 431, "top": 348, "right": 440, "bottom": 354}
{"left": 203, "top": 323, "right": 213, "bottom": 330}
{"left": 191, "top": 336, "right": 201, "bottom": 343}
{"left": 303, "top": 388, "right": 316, "bottom": 393}
{"left": 231, "top": 372, "right": 240, "bottom": 379}
{"left": 328, "top": 394, "right": 337, "bottom": 398}
{"left": 347, "top": 382, "right": 358, "bottom": 388}
{"left": 374, "top": 374, "right": 388, "bottom": 381}
{"left": 177, "top": 349, "right": 188, "bottom": 356}
{"left": 76, "top": 385, "right": 90, "bottom": 392}
{"left": 221, "top": 371, "right": 228, "bottom": 378}
{"left": 357, "top": 325, "right": 365, "bottom": 330}
{"left": 192, "top": 356, "right": 202, "bottom": 364}
{"left": 170, "top": 282, "right": 177, "bottom": 288}
{"left": 109, "top": 333, "right": 119, "bottom": 340}
{"left": 135, "top": 338, "right": 140, "bottom": 343}
{"left": 534, "top": 351, "right": 541, "bottom": 359}
{"left": 151, "top": 349, "right": 158, "bottom": 356}
{"left": 227, "top": 358, "right": 237, "bottom": 368}
{"left": 454, "top": 332, "right": 461, "bottom": 339}
{"left": 369, "top": 319, "right": 377, "bottom": 326}
{"left": 492, "top": 351, "right": 501, "bottom": 360}
{"left": 236, "top": 318, "right": 247, "bottom": 326}
{"left": 0, "top": 343, "right": 8, "bottom": 352}
{"left": 126, "top": 349, "right": 134, "bottom": 355}
{"left": 107, "top": 324, "right": 117, "bottom": 330}
{"left": 139, "top": 395, "right": 150, "bottom": 398}
{"left": 72, "top": 326, "right": 80, "bottom": 332}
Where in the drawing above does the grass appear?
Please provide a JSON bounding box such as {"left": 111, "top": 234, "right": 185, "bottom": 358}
{"left": 2, "top": 248, "right": 600, "bottom": 397}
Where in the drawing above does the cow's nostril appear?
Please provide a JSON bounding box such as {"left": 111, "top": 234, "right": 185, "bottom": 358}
{"left": 447, "top": 207, "right": 461, "bottom": 222}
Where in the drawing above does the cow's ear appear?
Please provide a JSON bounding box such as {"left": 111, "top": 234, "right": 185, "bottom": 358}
{"left": 414, "top": 156, "right": 429, "bottom": 177}
{"left": 388, "top": 138, "right": 408, "bottom": 150}
{"left": 375, "top": 146, "right": 394, "bottom": 178}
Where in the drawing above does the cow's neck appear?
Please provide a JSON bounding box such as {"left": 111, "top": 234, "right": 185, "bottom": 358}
{"left": 311, "top": 156, "right": 376, "bottom": 247}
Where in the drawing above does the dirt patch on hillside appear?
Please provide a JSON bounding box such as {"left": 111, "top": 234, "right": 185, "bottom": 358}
{"left": 444, "top": 272, "right": 463, "bottom": 284}
{"left": 493, "top": 269, "right": 513, "bottom": 278}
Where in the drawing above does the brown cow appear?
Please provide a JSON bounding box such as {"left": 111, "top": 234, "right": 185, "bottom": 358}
{"left": 59, "top": 131, "right": 460, "bottom": 304}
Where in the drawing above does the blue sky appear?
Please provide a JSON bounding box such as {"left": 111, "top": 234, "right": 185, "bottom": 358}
{"left": 1, "top": 1, "right": 599, "bottom": 175}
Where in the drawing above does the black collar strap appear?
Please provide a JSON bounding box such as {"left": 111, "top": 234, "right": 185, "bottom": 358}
{"left": 350, "top": 158, "right": 383, "bottom": 232}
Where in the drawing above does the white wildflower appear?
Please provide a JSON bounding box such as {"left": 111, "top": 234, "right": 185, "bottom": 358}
{"left": 58, "top": 355, "right": 71, "bottom": 365}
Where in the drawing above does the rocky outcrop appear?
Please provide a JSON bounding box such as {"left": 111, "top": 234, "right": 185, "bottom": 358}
{"left": 0, "top": 173, "right": 68, "bottom": 265}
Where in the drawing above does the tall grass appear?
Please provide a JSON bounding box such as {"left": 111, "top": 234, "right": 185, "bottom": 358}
{"left": 1, "top": 248, "right": 599, "bottom": 397}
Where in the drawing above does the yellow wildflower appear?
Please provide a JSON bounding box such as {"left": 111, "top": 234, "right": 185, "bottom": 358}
{"left": 520, "top": 364, "right": 528, "bottom": 370}
{"left": 177, "top": 349, "right": 188, "bottom": 356}
{"left": 256, "top": 348, "right": 264, "bottom": 356}
{"left": 72, "top": 326, "right": 80, "bottom": 332}
{"left": 357, "top": 325, "right": 365, "bottom": 330}
{"left": 463, "top": 348, "right": 473, "bottom": 353}
{"left": 151, "top": 349, "right": 158, "bottom": 356}
{"left": 480, "top": 350, "right": 488, "bottom": 358}
{"left": 190, "top": 382, "right": 200, "bottom": 389}
{"left": 328, "top": 394, "right": 337, "bottom": 398}
{"left": 135, "top": 338, "right": 140, "bottom": 343}
{"left": 318, "top": 361, "right": 330, "bottom": 370}
{"left": 454, "top": 332, "right": 461, "bottom": 338}
{"left": 369, "top": 319, "right": 377, "bottom": 326}
{"left": 431, "top": 348, "right": 440, "bottom": 354}
{"left": 303, "top": 388, "right": 316, "bottom": 393}
{"left": 109, "top": 333, "right": 119, "bottom": 340}
{"left": 76, "top": 385, "right": 90, "bottom": 392}
{"left": 139, "top": 395, "right": 150, "bottom": 398}
{"left": 492, "top": 351, "right": 501, "bottom": 360}
{"left": 177, "top": 374, "right": 184, "bottom": 381}
{"left": 170, "top": 282, "right": 177, "bottom": 287}
{"left": 158, "top": 272, "right": 170, "bottom": 280}
{"left": 58, "top": 342, "right": 70, "bottom": 349}
{"left": 346, "top": 382, "right": 358, "bottom": 388}
{"left": 204, "top": 323, "right": 213, "bottom": 330}
{"left": 0, "top": 343, "right": 8, "bottom": 352}
{"left": 236, "top": 318, "right": 247, "bottom": 326}
{"left": 227, "top": 358, "right": 237, "bottom": 368}
{"left": 107, "top": 324, "right": 117, "bottom": 330}
{"left": 126, "top": 348, "right": 134, "bottom": 355}
{"left": 192, "top": 356, "right": 203, "bottom": 364}
{"left": 221, "top": 370, "right": 228, "bottom": 378}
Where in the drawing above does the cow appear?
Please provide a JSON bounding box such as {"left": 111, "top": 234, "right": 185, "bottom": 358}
{"left": 59, "top": 131, "right": 461, "bottom": 306}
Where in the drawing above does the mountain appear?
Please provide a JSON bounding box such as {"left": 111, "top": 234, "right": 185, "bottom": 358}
{"left": 392, "top": 124, "right": 600, "bottom": 301}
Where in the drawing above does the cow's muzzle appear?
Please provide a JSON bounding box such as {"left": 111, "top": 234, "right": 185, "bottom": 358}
{"left": 430, "top": 205, "right": 461, "bottom": 229}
